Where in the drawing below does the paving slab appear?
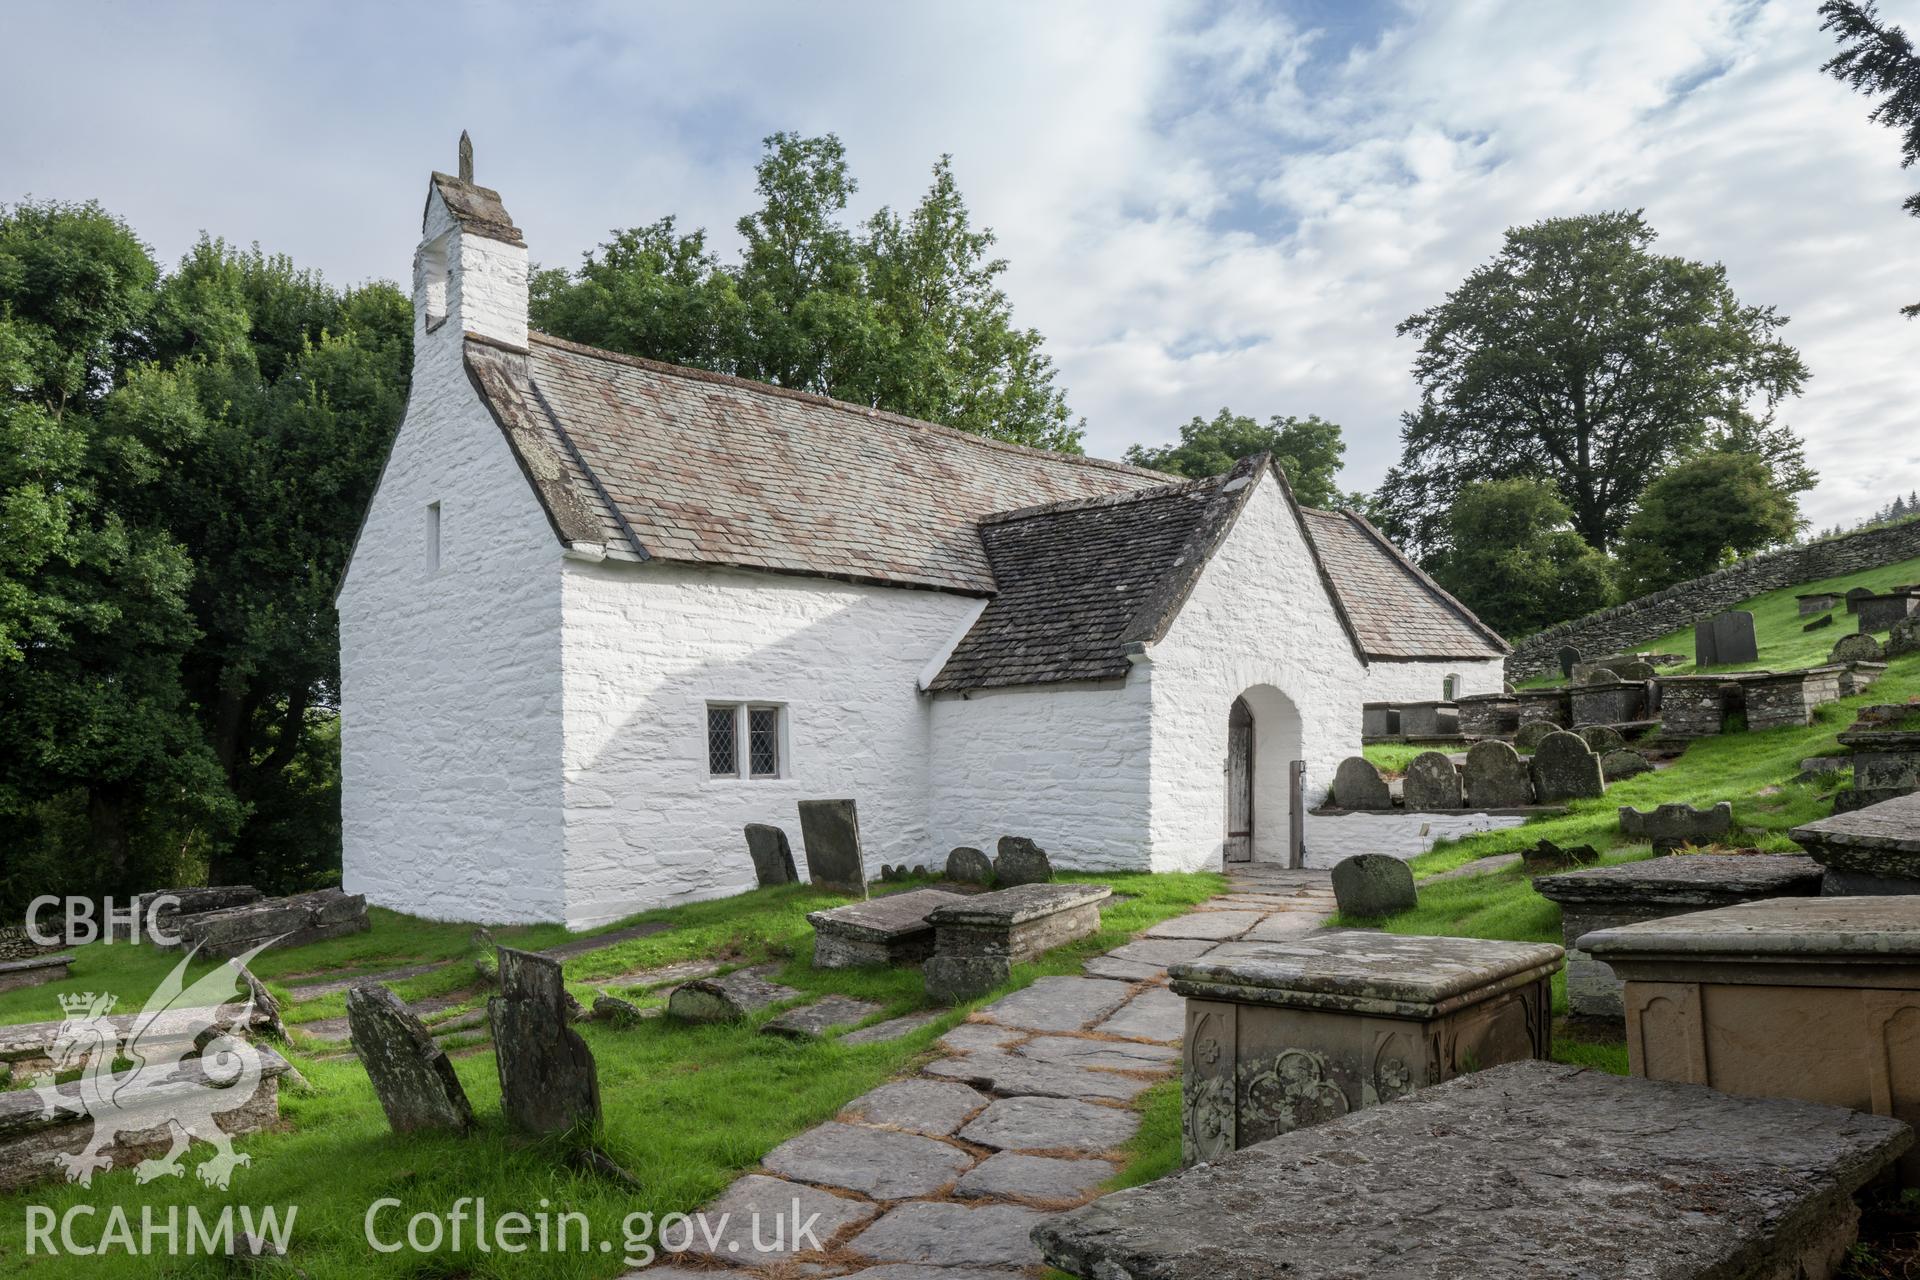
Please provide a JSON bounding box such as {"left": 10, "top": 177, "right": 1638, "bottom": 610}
{"left": 762, "top": 1121, "right": 973, "bottom": 1200}
{"left": 938, "top": 1022, "right": 1025, "bottom": 1053}
{"left": 845, "top": 1201, "right": 1049, "bottom": 1267}
{"left": 1014, "top": 1035, "right": 1178, "bottom": 1070}
{"left": 842, "top": 1079, "right": 990, "bottom": 1137}
{"left": 1239, "top": 911, "right": 1330, "bottom": 942}
{"left": 676, "top": 1174, "right": 876, "bottom": 1263}
{"left": 1082, "top": 955, "right": 1160, "bottom": 981}
{"left": 839, "top": 1011, "right": 941, "bottom": 1045}
{"left": 957, "top": 1096, "right": 1140, "bottom": 1153}
{"left": 1141, "top": 911, "right": 1264, "bottom": 941}
{"left": 762, "top": 995, "right": 886, "bottom": 1040}
{"left": 1092, "top": 937, "right": 1219, "bottom": 969}
{"left": 924, "top": 1051, "right": 1156, "bottom": 1102}
{"left": 837, "top": 1267, "right": 1027, "bottom": 1280}
{"left": 1033, "top": 1060, "right": 1913, "bottom": 1280}
{"left": 597, "top": 958, "right": 723, "bottom": 991}
{"left": 976, "top": 977, "right": 1133, "bottom": 1033}
{"left": 1090, "top": 985, "right": 1186, "bottom": 1042}
{"left": 953, "top": 1151, "right": 1116, "bottom": 1203}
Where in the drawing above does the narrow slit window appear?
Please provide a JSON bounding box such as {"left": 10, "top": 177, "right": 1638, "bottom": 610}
{"left": 707, "top": 705, "right": 738, "bottom": 777}
{"left": 426, "top": 501, "right": 441, "bottom": 570}
{"left": 748, "top": 706, "right": 780, "bottom": 777}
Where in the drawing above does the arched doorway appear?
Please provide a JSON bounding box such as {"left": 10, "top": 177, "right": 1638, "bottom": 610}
{"left": 1223, "top": 685, "right": 1305, "bottom": 866}
{"left": 1225, "top": 697, "right": 1254, "bottom": 863}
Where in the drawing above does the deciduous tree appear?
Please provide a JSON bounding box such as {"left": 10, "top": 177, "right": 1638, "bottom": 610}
{"left": 1425, "top": 478, "right": 1615, "bottom": 639}
{"left": 1822, "top": 0, "right": 1920, "bottom": 316}
{"left": 1615, "top": 451, "right": 1802, "bottom": 596}
{"left": 1124, "top": 408, "right": 1354, "bottom": 508}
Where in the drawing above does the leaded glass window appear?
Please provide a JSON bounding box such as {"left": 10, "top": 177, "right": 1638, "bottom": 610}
{"left": 707, "top": 704, "right": 738, "bottom": 776}
{"left": 748, "top": 706, "right": 780, "bottom": 777}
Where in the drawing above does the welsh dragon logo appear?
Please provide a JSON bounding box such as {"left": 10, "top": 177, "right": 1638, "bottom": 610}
{"left": 30, "top": 942, "right": 275, "bottom": 1190}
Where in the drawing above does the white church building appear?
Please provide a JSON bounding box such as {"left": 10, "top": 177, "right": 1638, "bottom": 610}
{"left": 336, "top": 156, "right": 1509, "bottom": 928}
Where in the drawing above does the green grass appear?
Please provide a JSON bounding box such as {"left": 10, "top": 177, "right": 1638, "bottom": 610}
{"left": 0, "top": 871, "right": 1222, "bottom": 1278}
{"left": 1360, "top": 742, "right": 1432, "bottom": 774}
{"left": 1106, "top": 1078, "right": 1183, "bottom": 1191}
{"left": 1518, "top": 552, "right": 1920, "bottom": 688}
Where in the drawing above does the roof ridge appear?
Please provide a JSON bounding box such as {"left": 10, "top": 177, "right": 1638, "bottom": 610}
{"left": 525, "top": 330, "right": 1175, "bottom": 484}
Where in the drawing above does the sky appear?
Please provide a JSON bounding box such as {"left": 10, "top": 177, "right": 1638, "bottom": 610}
{"left": 4, "top": 0, "right": 1917, "bottom": 529}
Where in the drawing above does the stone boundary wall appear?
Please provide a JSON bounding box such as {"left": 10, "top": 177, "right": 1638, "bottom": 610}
{"left": 1505, "top": 518, "right": 1920, "bottom": 681}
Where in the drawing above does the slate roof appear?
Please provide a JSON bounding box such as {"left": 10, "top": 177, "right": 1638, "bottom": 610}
{"left": 426, "top": 173, "right": 524, "bottom": 246}
{"left": 1298, "top": 507, "right": 1509, "bottom": 659}
{"left": 456, "top": 330, "right": 1507, "bottom": 682}
{"left": 469, "top": 332, "right": 1172, "bottom": 593}
{"left": 924, "top": 467, "right": 1252, "bottom": 691}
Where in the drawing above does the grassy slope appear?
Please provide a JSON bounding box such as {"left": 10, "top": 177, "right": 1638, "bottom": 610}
{"left": 0, "top": 871, "right": 1221, "bottom": 1278}
{"left": 1515, "top": 551, "right": 1920, "bottom": 689}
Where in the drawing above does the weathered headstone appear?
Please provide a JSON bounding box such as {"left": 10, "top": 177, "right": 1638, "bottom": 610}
{"left": 1530, "top": 731, "right": 1605, "bottom": 802}
{"left": 808, "top": 887, "right": 960, "bottom": 968}
{"left": 797, "top": 799, "right": 867, "bottom": 895}
{"left": 1519, "top": 839, "right": 1599, "bottom": 874}
{"left": 1361, "top": 702, "right": 1400, "bottom": 736}
{"left": 1330, "top": 854, "right": 1416, "bottom": 918}
{"left": 1401, "top": 751, "right": 1462, "bottom": 810}
{"left": 1614, "top": 660, "right": 1658, "bottom": 680}
{"left": 168, "top": 887, "right": 369, "bottom": 958}
{"left": 945, "top": 846, "right": 992, "bottom": 884}
{"left": 1858, "top": 592, "right": 1920, "bottom": 635}
{"left": 1575, "top": 667, "right": 1620, "bottom": 685}
{"left": 1829, "top": 633, "right": 1885, "bottom": 664}
{"left": 1601, "top": 748, "right": 1653, "bottom": 781}
{"left": 488, "top": 947, "right": 600, "bottom": 1134}
{"left": 348, "top": 983, "right": 475, "bottom": 1134}
{"left": 1618, "top": 801, "right": 1733, "bottom": 853}
{"left": 1461, "top": 741, "right": 1533, "bottom": 808}
{"left": 1331, "top": 756, "right": 1392, "bottom": 809}
{"left": 1513, "top": 720, "right": 1558, "bottom": 752}
{"left": 1797, "top": 592, "right": 1841, "bottom": 616}
{"left": 1803, "top": 613, "right": 1834, "bottom": 633}
{"left": 667, "top": 965, "right": 799, "bottom": 1023}
{"left": 591, "top": 994, "right": 646, "bottom": 1027}
{"left": 761, "top": 995, "right": 885, "bottom": 1040}
{"left": 1846, "top": 586, "right": 1876, "bottom": 614}
{"left": 992, "top": 836, "right": 1053, "bottom": 886}
{"left": 1556, "top": 645, "right": 1582, "bottom": 680}
{"left": 1579, "top": 724, "right": 1628, "bottom": 755}
{"left": 1696, "top": 610, "right": 1759, "bottom": 666}
{"left": 1890, "top": 616, "right": 1920, "bottom": 658}
{"left": 1791, "top": 792, "right": 1920, "bottom": 893}
{"left": 923, "top": 883, "right": 1112, "bottom": 1003}
{"left": 744, "top": 823, "right": 798, "bottom": 887}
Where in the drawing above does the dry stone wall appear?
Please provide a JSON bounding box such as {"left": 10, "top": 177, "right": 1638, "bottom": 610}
{"left": 1505, "top": 518, "right": 1920, "bottom": 680}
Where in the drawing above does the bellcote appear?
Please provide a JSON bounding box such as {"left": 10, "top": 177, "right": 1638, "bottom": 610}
{"left": 414, "top": 133, "right": 528, "bottom": 349}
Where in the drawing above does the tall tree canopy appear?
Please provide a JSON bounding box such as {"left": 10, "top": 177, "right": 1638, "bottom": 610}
{"left": 0, "top": 201, "right": 408, "bottom": 913}
{"left": 1425, "top": 478, "right": 1615, "bottom": 640}
{"left": 1822, "top": 0, "right": 1920, "bottom": 316}
{"left": 1615, "top": 450, "right": 1803, "bottom": 597}
{"left": 1123, "top": 409, "right": 1354, "bottom": 508}
{"left": 1374, "top": 211, "right": 1812, "bottom": 556}
{"left": 533, "top": 133, "right": 1081, "bottom": 451}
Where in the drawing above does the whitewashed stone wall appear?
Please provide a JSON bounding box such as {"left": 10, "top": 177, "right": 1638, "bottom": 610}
{"left": 338, "top": 189, "right": 564, "bottom": 923}
{"left": 558, "top": 560, "right": 981, "bottom": 928}
{"left": 1145, "top": 473, "right": 1366, "bottom": 867}
{"left": 926, "top": 679, "right": 1152, "bottom": 871}
{"left": 1362, "top": 657, "right": 1507, "bottom": 705}
{"left": 1302, "top": 810, "right": 1531, "bottom": 866}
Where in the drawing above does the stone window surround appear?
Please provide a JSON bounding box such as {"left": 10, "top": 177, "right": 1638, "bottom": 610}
{"left": 705, "top": 701, "right": 789, "bottom": 781}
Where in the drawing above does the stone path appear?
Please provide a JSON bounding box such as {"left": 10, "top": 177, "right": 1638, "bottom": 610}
{"left": 628, "top": 865, "right": 1333, "bottom": 1277}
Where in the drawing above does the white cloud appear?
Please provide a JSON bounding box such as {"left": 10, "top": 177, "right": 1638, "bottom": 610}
{"left": 1, "top": 0, "right": 1914, "bottom": 525}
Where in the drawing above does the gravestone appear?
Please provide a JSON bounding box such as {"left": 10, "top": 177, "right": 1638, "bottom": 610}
{"left": 1890, "top": 616, "right": 1920, "bottom": 658}
{"left": 1579, "top": 724, "right": 1628, "bottom": 755}
{"left": 1361, "top": 703, "right": 1400, "bottom": 736}
{"left": 1331, "top": 756, "right": 1391, "bottom": 809}
{"left": 1797, "top": 592, "right": 1841, "bottom": 616}
{"left": 591, "top": 994, "right": 646, "bottom": 1027}
{"left": 1618, "top": 801, "right": 1733, "bottom": 853}
{"left": 668, "top": 966, "right": 799, "bottom": 1023}
{"left": 1829, "top": 633, "right": 1885, "bottom": 664}
{"left": 1575, "top": 667, "right": 1619, "bottom": 685}
{"left": 743, "top": 824, "right": 797, "bottom": 887}
{"left": 1803, "top": 613, "right": 1834, "bottom": 633}
{"left": 1519, "top": 839, "right": 1599, "bottom": 874}
{"left": 1462, "top": 741, "right": 1533, "bottom": 808}
{"left": 488, "top": 948, "right": 600, "bottom": 1135}
{"left": 808, "top": 887, "right": 960, "bottom": 968}
{"left": 1556, "top": 645, "right": 1582, "bottom": 679}
{"left": 992, "top": 836, "right": 1053, "bottom": 886}
{"left": 945, "top": 846, "right": 992, "bottom": 884}
{"left": 1791, "top": 792, "right": 1920, "bottom": 893}
{"left": 348, "top": 983, "right": 475, "bottom": 1134}
{"left": 1330, "top": 854, "right": 1416, "bottom": 918}
{"left": 797, "top": 799, "right": 867, "bottom": 895}
{"left": 1847, "top": 586, "right": 1876, "bottom": 613}
{"left": 1601, "top": 748, "right": 1653, "bottom": 781}
{"left": 1530, "top": 732, "right": 1605, "bottom": 802}
{"left": 1695, "top": 610, "right": 1758, "bottom": 667}
{"left": 1513, "top": 720, "right": 1558, "bottom": 752}
{"left": 1401, "top": 752, "right": 1462, "bottom": 810}
{"left": 1859, "top": 592, "right": 1920, "bottom": 635}
{"left": 1613, "top": 660, "right": 1657, "bottom": 680}
{"left": 923, "top": 883, "right": 1112, "bottom": 1003}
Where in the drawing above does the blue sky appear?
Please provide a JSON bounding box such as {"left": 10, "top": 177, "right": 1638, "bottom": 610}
{"left": 5, "top": 0, "right": 1917, "bottom": 527}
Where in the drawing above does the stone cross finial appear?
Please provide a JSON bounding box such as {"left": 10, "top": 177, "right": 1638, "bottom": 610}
{"left": 458, "top": 131, "right": 473, "bottom": 183}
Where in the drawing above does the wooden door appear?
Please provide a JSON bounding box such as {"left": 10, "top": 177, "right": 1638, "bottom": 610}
{"left": 1225, "top": 697, "right": 1254, "bottom": 863}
